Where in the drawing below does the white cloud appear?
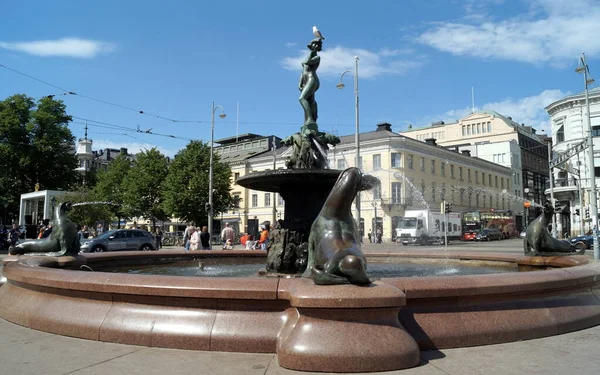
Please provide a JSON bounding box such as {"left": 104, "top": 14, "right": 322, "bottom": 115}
{"left": 92, "top": 139, "right": 179, "bottom": 158}
{"left": 281, "top": 45, "right": 424, "bottom": 79}
{"left": 284, "top": 42, "right": 297, "bottom": 48}
{"left": 0, "top": 38, "right": 115, "bottom": 58}
{"left": 416, "top": 0, "right": 600, "bottom": 66}
{"left": 415, "top": 89, "right": 569, "bottom": 133}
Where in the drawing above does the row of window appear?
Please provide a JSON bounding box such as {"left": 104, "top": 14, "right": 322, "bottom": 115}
{"left": 335, "top": 153, "right": 510, "bottom": 190}
{"left": 249, "top": 193, "right": 285, "bottom": 208}
{"left": 462, "top": 122, "right": 492, "bottom": 136}
{"left": 415, "top": 131, "right": 445, "bottom": 141}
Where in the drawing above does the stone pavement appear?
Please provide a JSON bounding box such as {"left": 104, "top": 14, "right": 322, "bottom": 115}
{"left": 0, "top": 317, "right": 599, "bottom": 375}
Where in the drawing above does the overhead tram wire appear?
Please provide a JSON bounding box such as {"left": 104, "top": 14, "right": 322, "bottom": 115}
{"left": 1, "top": 63, "right": 356, "bottom": 131}
{"left": 70, "top": 119, "right": 195, "bottom": 142}
{"left": 0, "top": 63, "right": 202, "bottom": 124}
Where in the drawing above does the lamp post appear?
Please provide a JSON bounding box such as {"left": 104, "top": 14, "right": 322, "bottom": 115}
{"left": 337, "top": 56, "right": 361, "bottom": 236}
{"left": 576, "top": 53, "right": 598, "bottom": 260}
{"left": 208, "top": 101, "right": 226, "bottom": 243}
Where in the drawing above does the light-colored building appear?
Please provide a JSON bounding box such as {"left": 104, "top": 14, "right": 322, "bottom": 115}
{"left": 223, "top": 123, "right": 513, "bottom": 242}
{"left": 400, "top": 110, "right": 549, "bottom": 229}
{"left": 546, "top": 87, "right": 600, "bottom": 236}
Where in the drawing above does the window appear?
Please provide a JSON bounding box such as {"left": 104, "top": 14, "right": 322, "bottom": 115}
{"left": 373, "top": 154, "right": 381, "bottom": 170}
{"left": 450, "top": 165, "right": 455, "bottom": 179}
{"left": 441, "top": 183, "right": 446, "bottom": 201}
{"left": 373, "top": 183, "right": 381, "bottom": 199}
{"left": 264, "top": 193, "right": 271, "bottom": 207}
{"left": 483, "top": 195, "right": 487, "bottom": 207}
{"left": 431, "top": 160, "right": 436, "bottom": 174}
{"left": 501, "top": 178, "right": 504, "bottom": 189}
{"left": 459, "top": 167, "right": 463, "bottom": 180}
{"left": 476, "top": 193, "right": 480, "bottom": 207}
{"left": 252, "top": 194, "right": 258, "bottom": 207}
{"left": 482, "top": 173, "right": 486, "bottom": 185}
{"left": 477, "top": 123, "right": 481, "bottom": 134}
{"left": 467, "top": 125, "right": 471, "bottom": 135}
{"left": 487, "top": 122, "right": 492, "bottom": 132}
{"left": 495, "top": 176, "right": 498, "bottom": 187}
{"left": 440, "top": 162, "right": 445, "bottom": 176}
{"left": 234, "top": 172, "right": 240, "bottom": 182}
{"left": 391, "top": 182, "right": 402, "bottom": 204}
{"left": 391, "top": 153, "right": 402, "bottom": 168}
{"left": 420, "top": 157, "right": 425, "bottom": 171}
{"left": 468, "top": 169, "right": 472, "bottom": 182}
{"left": 475, "top": 171, "right": 479, "bottom": 184}
{"left": 489, "top": 174, "right": 492, "bottom": 186}
{"left": 431, "top": 182, "right": 436, "bottom": 202}
{"left": 407, "top": 154, "right": 413, "bottom": 169}
{"left": 421, "top": 180, "right": 426, "bottom": 196}
{"left": 460, "top": 188, "right": 465, "bottom": 204}
{"left": 482, "top": 124, "right": 486, "bottom": 133}
{"left": 462, "top": 126, "right": 466, "bottom": 136}
{"left": 337, "top": 159, "right": 346, "bottom": 169}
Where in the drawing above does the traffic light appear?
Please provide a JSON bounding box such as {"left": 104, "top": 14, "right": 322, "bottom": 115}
{"left": 205, "top": 202, "right": 211, "bottom": 211}
{"left": 586, "top": 207, "right": 590, "bottom": 219}
{"left": 445, "top": 202, "right": 452, "bottom": 213}
{"left": 554, "top": 201, "right": 562, "bottom": 211}
{"left": 575, "top": 209, "right": 580, "bottom": 216}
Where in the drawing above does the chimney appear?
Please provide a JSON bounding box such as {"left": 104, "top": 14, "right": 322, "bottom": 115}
{"left": 461, "top": 150, "right": 471, "bottom": 157}
{"left": 424, "top": 138, "right": 437, "bottom": 146}
{"left": 376, "top": 122, "right": 392, "bottom": 132}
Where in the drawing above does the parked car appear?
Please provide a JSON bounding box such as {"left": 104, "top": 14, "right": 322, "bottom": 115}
{"left": 475, "top": 228, "right": 503, "bottom": 241}
{"left": 569, "top": 234, "right": 600, "bottom": 250}
{"left": 462, "top": 231, "right": 478, "bottom": 241}
{"left": 79, "top": 229, "right": 156, "bottom": 253}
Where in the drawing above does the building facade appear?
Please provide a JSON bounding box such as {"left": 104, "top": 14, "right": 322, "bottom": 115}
{"left": 546, "top": 87, "right": 600, "bottom": 237}
{"left": 222, "top": 123, "right": 513, "bottom": 242}
{"left": 399, "top": 110, "right": 549, "bottom": 228}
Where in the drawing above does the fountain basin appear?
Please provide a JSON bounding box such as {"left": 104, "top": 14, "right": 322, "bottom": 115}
{"left": 1, "top": 251, "right": 600, "bottom": 372}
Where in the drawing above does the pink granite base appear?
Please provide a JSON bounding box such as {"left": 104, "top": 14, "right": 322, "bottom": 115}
{"left": 1, "top": 251, "right": 600, "bottom": 373}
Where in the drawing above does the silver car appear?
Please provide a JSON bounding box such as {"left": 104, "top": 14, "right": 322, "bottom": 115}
{"left": 79, "top": 229, "right": 156, "bottom": 253}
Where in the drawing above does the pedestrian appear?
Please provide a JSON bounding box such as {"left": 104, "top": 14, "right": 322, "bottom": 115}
{"left": 376, "top": 228, "right": 382, "bottom": 244}
{"left": 258, "top": 224, "right": 270, "bottom": 250}
{"left": 189, "top": 227, "right": 200, "bottom": 251}
{"left": 78, "top": 225, "right": 89, "bottom": 243}
{"left": 200, "top": 226, "right": 211, "bottom": 250}
{"left": 183, "top": 225, "right": 192, "bottom": 251}
{"left": 368, "top": 229, "right": 372, "bottom": 243}
{"left": 8, "top": 224, "right": 20, "bottom": 251}
{"left": 220, "top": 222, "right": 235, "bottom": 250}
{"left": 155, "top": 229, "right": 163, "bottom": 250}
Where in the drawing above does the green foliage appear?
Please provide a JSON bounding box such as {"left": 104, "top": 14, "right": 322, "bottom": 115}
{"left": 162, "top": 141, "right": 232, "bottom": 226}
{"left": 93, "top": 153, "right": 133, "bottom": 224}
{"left": 61, "top": 189, "right": 114, "bottom": 227}
{"left": 123, "top": 148, "right": 169, "bottom": 228}
{"left": 0, "top": 94, "right": 79, "bottom": 220}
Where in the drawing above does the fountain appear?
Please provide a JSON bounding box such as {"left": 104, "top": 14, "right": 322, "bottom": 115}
{"left": 2, "top": 27, "right": 600, "bottom": 373}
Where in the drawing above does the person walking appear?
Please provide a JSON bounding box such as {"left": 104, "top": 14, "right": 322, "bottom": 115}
{"left": 189, "top": 227, "right": 200, "bottom": 251}
{"left": 258, "top": 224, "right": 270, "bottom": 250}
{"left": 220, "top": 222, "right": 235, "bottom": 250}
{"left": 200, "top": 226, "right": 211, "bottom": 250}
{"left": 183, "top": 225, "right": 192, "bottom": 251}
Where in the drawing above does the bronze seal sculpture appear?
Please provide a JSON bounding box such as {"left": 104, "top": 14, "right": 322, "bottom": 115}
{"left": 10, "top": 201, "right": 80, "bottom": 256}
{"left": 524, "top": 200, "right": 584, "bottom": 256}
{"left": 303, "top": 167, "right": 372, "bottom": 285}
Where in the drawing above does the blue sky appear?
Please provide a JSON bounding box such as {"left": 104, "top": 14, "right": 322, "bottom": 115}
{"left": 2, "top": 0, "right": 599, "bottom": 157}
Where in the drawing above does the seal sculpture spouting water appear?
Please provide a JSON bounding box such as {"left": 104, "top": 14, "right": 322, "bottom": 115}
{"left": 303, "top": 167, "right": 372, "bottom": 285}
{"left": 10, "top": 201, "right": 80, "bottom": 256}
{"left": 524, "top": 201, "right": 584, "bottom": 256}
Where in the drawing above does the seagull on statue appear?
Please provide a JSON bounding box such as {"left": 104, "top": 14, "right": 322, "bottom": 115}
{"left": 312, "top": 26, "right": 325, "bottom": 40}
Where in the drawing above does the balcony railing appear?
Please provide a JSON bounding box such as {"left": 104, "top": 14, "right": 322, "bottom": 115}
{"left": 546, "top": 179, "right": 580, "bottom": 189}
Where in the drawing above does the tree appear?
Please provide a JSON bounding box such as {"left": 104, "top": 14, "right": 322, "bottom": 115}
{"left": 163, "top": 141, "right": 232, "bottom": 226}
{"left": 123, "top": 148, "right": 169, "bottom": 230}
{"left": 0, "top": 94, "right": 79, "bottom": 222}
{"left": 93, "top": 153, "right": 132, "bottom": 227}
{"left": 61, "top": 188, "right": 114, "bottom": 228}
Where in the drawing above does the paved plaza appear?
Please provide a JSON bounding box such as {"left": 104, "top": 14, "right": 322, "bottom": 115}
{"left": 1, "top": 240, "right": 600, "bottom": 374}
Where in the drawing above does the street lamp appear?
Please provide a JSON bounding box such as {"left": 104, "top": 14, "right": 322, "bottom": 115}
{"left": 337, "top": 56, "right": 361, "bottom": 235}
{"left": 576, "top": 53, "right": 599, "bottom": 260}
{"left": 208, "top": 101, "right": 226, "bottom": 243}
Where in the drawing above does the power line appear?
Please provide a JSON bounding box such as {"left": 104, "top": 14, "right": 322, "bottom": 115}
{"left": 0, "top": 63, "right": 202, "bottom": 123}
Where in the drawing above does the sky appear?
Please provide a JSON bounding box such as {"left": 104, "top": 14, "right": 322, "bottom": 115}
{"left": 2, "top": 0, "right": 599, "bottom": 157}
